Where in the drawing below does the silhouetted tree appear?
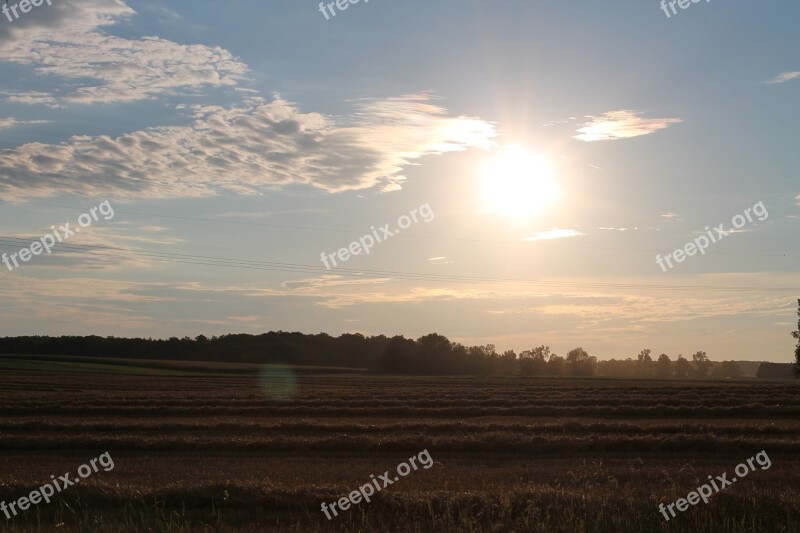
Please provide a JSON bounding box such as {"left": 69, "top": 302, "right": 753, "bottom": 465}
{"left": 655, "top": 353, "right": 672, "bottom": 379}
{"left": 382, "top": 335, "right": 419, "bottom": 374}
{"left": 674, "top": 355, "right": 690, "bottom": 379}
{"left": 566, "top": 347, "right": 596, "bottom": 376}
{"left": 600, "top": 358, "right": 637, "bottom": 378}
{"left": 467, "top": 344, "right": 497, "bottom": 374}
{"left": 636, "top": 349, "right": 653, "bottom": 378}
{"left": 713, "top": 360, "right": 742, "bottom": 379}
{"left": 692, "top": 351, "right": 711, "bottom": 379}
{"left": 417, "top": 333, "right": 455, "bottom": 374}
{"left": 547, "top": 353, "right": 565, "bottom": 376}
{"left": 793, "top": 299, "right": 800, "bottom": 377}
{"left": 519, "top": 345, "right": 550, "bottom": 376}
{"left": 495, "top": 350, "right": 518, "bottom": 375}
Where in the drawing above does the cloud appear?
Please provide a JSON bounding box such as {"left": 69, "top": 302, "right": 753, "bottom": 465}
{"left": 0, "top": 118, "right": 21, "bottom": 130}
{"left": 5, "top": 92, "right": 60, "bottom": 107}
{"left": 256, "top": 272, "right": 800, "bottom": 316}
{"left": 0, "top": 0, "right": 248, "bottom": 105}
{"left": 0, "top": 0, "right": 128, "bottom": 44}
{"left": 795, "top": 194, "right": 800, "bottom": 206}
{"left": 574, "top": 110, "right": 682, "bottom": 142}
{"left": 1, "top": 268, "right": 796, "bottom": 338}
{"left": 766, "top": 72, "right": 800, "bottom": 84}
{"left": 0, "top": 118, "right": 51, "bottom": 130}
{"left": 660, "top": 212, "right": 682, "bottom": 221}
{"left": 0, "top": 94, "right": 496, "bottom": 200}
{"left": 524, "top": 228, "right": 584, "bottom": 242}
{"left": 304, "top": 284, "right": 522, "bottom": 310}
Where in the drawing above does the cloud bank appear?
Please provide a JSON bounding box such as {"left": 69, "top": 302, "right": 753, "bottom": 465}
{"left": 0, "top": 95, "right": 496, "bottom": 200}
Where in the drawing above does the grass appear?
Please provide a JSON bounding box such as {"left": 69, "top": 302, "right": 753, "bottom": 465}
{"left": 0, "top": 354, "right": 368, "bottom": 377}
{"left": 0, "top": 360, "right": 798, "bottom": 531}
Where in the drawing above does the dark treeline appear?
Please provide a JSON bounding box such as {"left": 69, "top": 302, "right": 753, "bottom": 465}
{"left": 0, "top": 333, "right": 748, "bottom": 378}
{"left": 794, "top": 298, "right": 800, "bottom": 375}
{"left": 0, "top": 333, "right": 389, "bottom": 370}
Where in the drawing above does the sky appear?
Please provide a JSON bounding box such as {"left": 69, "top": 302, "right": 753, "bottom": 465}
{"left": 0, "top": 0, "right": 798, "bottom": 362}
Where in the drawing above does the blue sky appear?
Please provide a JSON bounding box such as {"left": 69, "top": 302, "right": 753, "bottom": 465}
{"left": 0, "top": 0, "right": 798, "bottom": 361}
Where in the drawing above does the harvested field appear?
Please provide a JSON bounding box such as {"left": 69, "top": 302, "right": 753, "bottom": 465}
{"left": 0, "top": 359, "right": 799, "bottom": 532}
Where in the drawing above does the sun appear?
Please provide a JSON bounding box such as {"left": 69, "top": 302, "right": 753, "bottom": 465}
{"left": 479, "top": 145, "right": 559, "bottom": 222}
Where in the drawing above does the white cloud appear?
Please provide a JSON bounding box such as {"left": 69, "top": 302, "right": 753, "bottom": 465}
{"left": 766, "top": 72, "right": 800, "bottom": 84}
{"left": 0, "top": 94, "right": 496, "bottom": 200}
{"left": 0, "top": 118, "right": 51, "bottom": 130}
{"left": 524, "top": 228, "right": 584, "bottom": 242}
{"left": 795, "top": 194, "right": 800, "bottom": 205}
{"left": 5, "top": 92, "right": 60, "bottom": 107}
{"left": 0, "top": 0, "right": 247, "bottom": 105}
{"left": 575, "top": 110, "right": 682, "bottom": 142}
{"left": 0, "top": 118, "right": 21, "bottom": 130}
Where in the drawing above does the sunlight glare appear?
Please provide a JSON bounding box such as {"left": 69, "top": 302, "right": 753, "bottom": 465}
{"left": 480, "top": 145, "right": 559, "bottom": 222}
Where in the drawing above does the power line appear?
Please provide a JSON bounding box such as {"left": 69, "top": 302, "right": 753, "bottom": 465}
{"left": 0, "top": 236, "right": 796, "bottom": 293}
{"left": 12, "top": 201, "right": 800, "bottom": 259}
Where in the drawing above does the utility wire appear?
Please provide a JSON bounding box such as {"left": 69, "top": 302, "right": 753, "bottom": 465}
{"left": 0, "top": 237, "right": 796, "bottom": 293}
{"left": 13, "top": 201, "right": 800, "bottom": 259}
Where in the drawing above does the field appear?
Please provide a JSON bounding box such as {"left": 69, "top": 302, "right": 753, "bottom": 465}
{"left": 1, "top": 356, "right": 799, "bottom": 532}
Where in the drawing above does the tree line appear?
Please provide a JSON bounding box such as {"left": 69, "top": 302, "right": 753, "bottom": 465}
{"left": 0, "top": 333, "right": 747, "bottom": 378}
{"left": 794, "top": 299, "right": 800, "bottom": 376}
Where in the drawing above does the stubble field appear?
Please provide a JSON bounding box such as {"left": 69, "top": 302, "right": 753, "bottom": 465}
{"left": 1, "top": 355, "right": 799, "bottom": 532}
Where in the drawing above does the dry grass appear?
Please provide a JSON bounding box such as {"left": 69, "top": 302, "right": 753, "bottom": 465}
{"left": 0, "top": 362, "right": 799, "bottom": 531}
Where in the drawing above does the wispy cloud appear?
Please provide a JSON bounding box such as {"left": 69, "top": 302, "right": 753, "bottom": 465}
{"left": 766, "top": 71, "right": 800, "bottom": 84}
{"left": 575, "top": 110, "right": 682, "bottom": 142}
{"left": 524, "top": 228, "right": 584, "bottom": 242}
{"left": 0, "top": 95, "right": 496, "bottom": 200}
{"left": 5, "top": 92, "right": 60, "bottom": 107}
{"left": 0, "top": 118, "right": 50, "bottom": 130}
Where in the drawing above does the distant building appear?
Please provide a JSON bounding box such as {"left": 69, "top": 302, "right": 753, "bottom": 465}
{"left": 756, "top": 363, "right": 797, "bottom": 380}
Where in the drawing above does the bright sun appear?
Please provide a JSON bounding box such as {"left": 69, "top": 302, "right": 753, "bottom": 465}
{"left": 479, "top": 145, "right": 559, "bottom": 222}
